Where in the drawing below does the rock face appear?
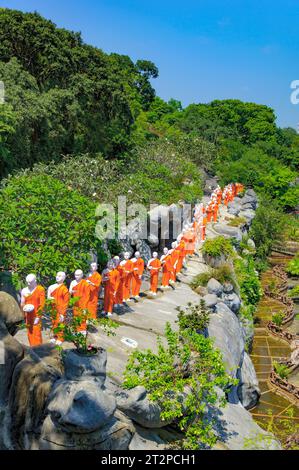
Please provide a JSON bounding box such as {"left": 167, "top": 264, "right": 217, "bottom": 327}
{"left": 0, "top": 292, "right": 25, "bottom": 449}
{"left": 213, "top": 223, "right": 243, "bottom": 242}
{"left": 227, "top": 189, "right": 258, "bottom": 218}
{"left": 207, "top": 278, "right": 223, "bottom": 297}
{"left": 203, "top": 294, "right": 219, "bottom": 309}
{"left": 39, "top": 414, "right": 134, "bottom": 450}
{"left": 237, "top": 352, "right": 260, "bottom": 410}
{"left": 222, "top": 292, "right": 241, "bottom": 313}
{"left": 116, "top": 386, "right": 169, "bottom": 429}
{"left": 0, "top": 292, "right": 24, "bottom": 335}
{"left": 47, "top": 379, "right": 117, "bottom": 433}
{"left": 209, "top": 302, "right": 244, "bottom": 380}
{"left": 207, "top": 401, "right": 281, "bottom": 450}
{"left": 63, "top": 348, "right": 107, "bottom": 385}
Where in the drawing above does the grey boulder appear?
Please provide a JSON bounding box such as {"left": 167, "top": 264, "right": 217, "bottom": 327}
{"left": 238, "top": 210, "right": 256, "bottom": 223}
{"left": 222, "top": 293, "right": 241, "bottom": 313}
{"left": 213, "top": 223, "right": 243, "bottom": 242}
{"left": 207, "top": 278, "right": 223, "bottom": 297}
{"left": 47, "top": 378, "right": 116, "bottom": 433}
{"left": 203, "top": 294, "right": 219, "bottom": 309}
{"left": 115, "top": 386, "right": 170, "bottom": 428}
{"left": 208, "top": 302, "right": 244, "bottom": 379}
{"left": 207, "top": 401, "right": 281, "bottom": 450}
{"left": 63, "top": 348, "right": 107, "bottom": 385}
{"left": 237, "top": 352, "right": 260, "bottom": 410}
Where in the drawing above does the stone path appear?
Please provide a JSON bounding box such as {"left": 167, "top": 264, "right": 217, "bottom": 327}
{"left": 15, "top": 206, "right": 227, "bottom": 384}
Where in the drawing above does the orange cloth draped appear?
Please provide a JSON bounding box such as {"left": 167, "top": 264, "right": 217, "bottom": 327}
{"left": 115, "top": 265, "right": 125, "bottom": 304}
{"left": 161, "top": 254, "right": 173, "bottom": 287}
{"left": 23, "top": 285, "right": 45, "bottom": 346}
{"left": 176, "top": 240, "right": 186, "bottom": 273}
{"left": 71, "top": 279, "right": 90, "bottom": 331}
{"left": 170, "top": 248, "right": 180, "bottom": 280}
{"left": 51, "top": 284, "right": 69, "bottom": 341}
{"left": 121, "top": 260, "right": 134, "bottom": 301}
{"left": 148, "top": 258, "right": 161, "bottom": 293}
{"left": 87, "top": 271, "right": 102, "bottom": 319}
{"left": 132, "top": 258, "right": 144, "bottom": 297}
{"left": 103, "top": 269, "right": 120, "bottom": 313}
{"left": 184, "top": 230, "right": 195, "bottom": 255}
{"left": 206, "top": 206, "right": 213, "bottom": 222}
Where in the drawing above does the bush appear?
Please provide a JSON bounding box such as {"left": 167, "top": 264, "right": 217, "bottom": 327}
{"left": 176, "top": 300, "right": 210, "bottom": 332}
{"left": 227, "top": 216, "right": 247, "bottom": 227}
{"left": 288, "top": 285, "right": 299, "bottom": 298}
{"left": 190, "top": 264, "right": 235, "bottom": 290}
{"left": 273, "top": 361, "right": 290, "bottom": 380}
{"left": 0, "top": 174, "right": 105, "bottom": 288}
{"left": 234, "top": 256, "right": 262, "bottom": 307}
{"left": 272, "top": 312, "right": 285, "bottom": 327}
{"left": 249, "top": 199, "right": 285, "bottom": 261}
{"left": 286, "top": 255, "right": 299, "bottom": 277}
{"left": 202, "top": 236, "right": 233, "bottom": 258}
{"left": 123, "top": 319, "right": 235, "bottom": 449}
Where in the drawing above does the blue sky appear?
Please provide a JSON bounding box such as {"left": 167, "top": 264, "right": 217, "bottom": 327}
{"left": 3, "top": 0, "right": 299, "bottom": 128}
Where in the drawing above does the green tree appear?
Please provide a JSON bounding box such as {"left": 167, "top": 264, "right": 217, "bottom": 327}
{"left": 0, "top": 174, "right": 105, "bottom": 288}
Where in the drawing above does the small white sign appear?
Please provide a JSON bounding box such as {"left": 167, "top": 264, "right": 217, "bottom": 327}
{"left": 121, "top": 337, "right": 138, "bottom": 348}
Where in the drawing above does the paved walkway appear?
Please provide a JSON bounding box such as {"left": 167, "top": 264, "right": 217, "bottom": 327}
{"left": 15, "top": 204, "right": 225, "bottom": 383}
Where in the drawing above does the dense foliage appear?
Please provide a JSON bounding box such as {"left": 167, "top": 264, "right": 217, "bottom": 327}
{"left": 0, "top": 8, "right": 158, "bottom": 176}
{"left": 0, "top": 174, "right": 106, "bottom": 288}
{"left": 123, "top": 305, "right": 235, "bottom": 449}
{"left": 202, "top": 236, "right": 233, "bottom": 259}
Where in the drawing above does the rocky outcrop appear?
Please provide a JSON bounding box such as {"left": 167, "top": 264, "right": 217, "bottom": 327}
{"left": 237, "top": 352, "right": 260, "bottom": 409}
{"left": 207, "top": 399, "right": 280, "bottom": 450}
{"left": 213, "top": 223, "right": 243, "bottom": 242}
{"left": 227, "top": 189, "right": 258, "bottom": 218}
{"left": 115, "top": 386, "right": 170, "bottom": 428}
{"left": 207, "top": 278, "right": 223, "bottom": 297}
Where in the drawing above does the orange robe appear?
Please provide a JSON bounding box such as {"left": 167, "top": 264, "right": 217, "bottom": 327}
{"left": 132, "top": 258, "right": 144, "bottom": 297}
{"left": 87, "top": 271, "right": 102, "bottom": 319}
{"left": 185, "top": 230, "right": 195, "bottom": 255}
{"left": 71, "top": 279, "right": 90, "bottom": 331}
{"left": 161, "top": 254, "right": 173, "bottom": 287}
{"left": 23, "top": 285, "right": 45, "bottom": 347}
{"left": 121, "top": 259, "right": 134, "bottom": 301}
{"left": 206, "top": 206, "right": 213, "bottom": 222}
{"left": 115, "top": 264, "right": 125, "bottom": 304}
{"left": 176, "top": 240, "right": 186, "bottom": 273}
{"left": 103, "top": 269, "right": 120, "bottom": 313}
{"left": 50, "top": 284, "right": 69, "bottom": 341}
{"left": 171, "top": 247, "right": 181, "bottom": 280}
{"left": 148, "top": 258, "right": 161, "bottom": 293}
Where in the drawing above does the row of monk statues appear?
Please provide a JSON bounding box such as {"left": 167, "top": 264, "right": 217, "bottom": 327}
{"left": 20, "top": 183, "right": 244, "bottom": 347}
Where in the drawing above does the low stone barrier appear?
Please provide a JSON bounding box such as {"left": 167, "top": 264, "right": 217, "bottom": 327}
{"left": 269, "top": 361, "right": 299, "bottom": 402}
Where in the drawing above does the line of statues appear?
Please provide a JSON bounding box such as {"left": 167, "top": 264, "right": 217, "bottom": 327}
{"left": 20, "top": 183, "right": 244, "bottom": 347}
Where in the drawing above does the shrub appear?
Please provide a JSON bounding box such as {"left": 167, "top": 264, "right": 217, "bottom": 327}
{"left": 123, "top": 320, "right": 235, "bottom": 449}
{"left": 273, "top": 361, "right": 290, "bottom": 380}
{"left": 286, "top": 255, "right": 299, "bottom": 277}
{"left": 202, "top": 236, "right": 233, "bottom": 258}
{"left": 0, "top": 174, "right": 106, "bottom": 289}
{"left": 190, "top": 264, "right": 235, "bottom": 290}
{"left": 190, "top": 271, "right": 211, "bottom": 288}
{"left": 44, "top": 297, "right": 119, "bottom": 354}
{"left": 272, "top": 312, "right": 285, "bottom": 327}
{"left": 288, "top": 285, "right": 299, "bottom": 298}
{"left": 234, "top": 257, "right": 262, "bottom": 307}
{"left": 176, "top": 300, "right": 210, "bottom": 332}
{"left": 227, "top": 216, "right": 247, "bottom": 227}
{"left": 249, "top": 199, "right": 285, "bottom": 261}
